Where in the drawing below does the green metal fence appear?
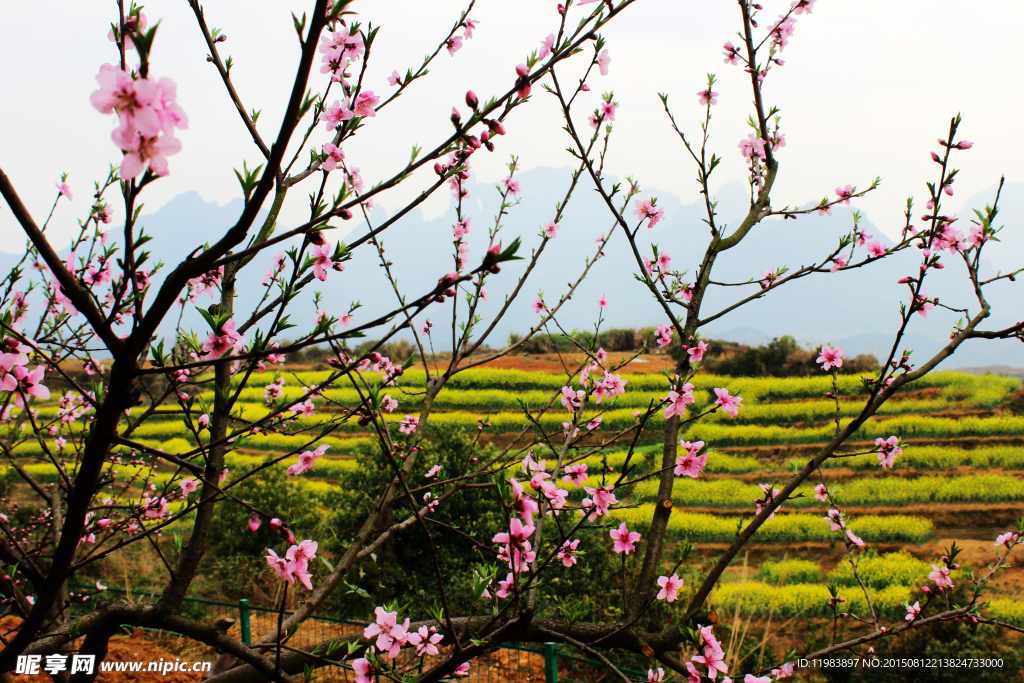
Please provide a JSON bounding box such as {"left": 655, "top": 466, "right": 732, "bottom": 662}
{"left": 67, "top": 584, "right": 642, "bottom": 682}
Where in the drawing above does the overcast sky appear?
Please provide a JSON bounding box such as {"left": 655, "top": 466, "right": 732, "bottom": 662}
{"left": 2, "top": 0, "right": 1021, "bottom": 249}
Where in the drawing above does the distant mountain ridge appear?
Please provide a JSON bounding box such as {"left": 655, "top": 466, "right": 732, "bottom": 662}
{"left": 5, "top": 169, "right": 1021, "bottom": 369}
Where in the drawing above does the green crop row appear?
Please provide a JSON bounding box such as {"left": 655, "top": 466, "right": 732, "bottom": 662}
{"left": 610, "top": 506, "right": 933, "bottom": 543}
{"left": 632, "top": 473, "right": 1024, "bottom": 508}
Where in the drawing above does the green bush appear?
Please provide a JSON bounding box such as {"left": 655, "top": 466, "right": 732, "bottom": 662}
{"left": 207, "top": 465, "right": 332, "bottom": 561}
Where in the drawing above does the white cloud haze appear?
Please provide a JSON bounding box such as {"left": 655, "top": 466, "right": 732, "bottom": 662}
{"left": 1, "top": 0, "right": 1021, "bottom": 247}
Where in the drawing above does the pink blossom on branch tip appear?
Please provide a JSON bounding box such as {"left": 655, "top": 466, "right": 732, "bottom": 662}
{"left": 713, "top": 387, "right": 743, "bottom": 417}
{"left": 610, "top": 522, "right": 641, "bottom": 554}
{"left": 816, "top": 345, "right": 843, "bottom": 371}
{"left": 656, "top": 574, "right": 684, "bottom": 602}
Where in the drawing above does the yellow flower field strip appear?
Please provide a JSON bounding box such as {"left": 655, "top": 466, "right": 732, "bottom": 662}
{"left": 827, "top": 445, "right": 1024, "bottom": 471}
{"left": 223, "top": 369, "right": 1005, "bottom": 401}
{"left": 197, "top": 389, "right": 975, "bottom": 426}
{"left": 609, "top": 506, "right": 933, "bottom": 543}
{"left": 711, "top": 582, "right": 915, "bottom": 618}
{"left": 631, "top": 473, "right": 1024, "bottom": 507}
{"left": 687, "top": 414, "right": 1024, "bottom": 447}
{"left": 760, "top": 551, "right": 938, "bottom": 589}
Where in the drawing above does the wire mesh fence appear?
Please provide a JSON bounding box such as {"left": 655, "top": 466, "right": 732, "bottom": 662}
{"left": 66, "top": 584, "right": 642, "bottom": 682}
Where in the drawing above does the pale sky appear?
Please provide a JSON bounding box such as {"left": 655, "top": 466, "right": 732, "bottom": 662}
{"left": 2, "top": 0, "right": 1021, "bottom": 249}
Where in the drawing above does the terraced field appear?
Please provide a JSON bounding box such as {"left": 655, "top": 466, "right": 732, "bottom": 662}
{"left": 8, "top": 364, "right": 1024, "bottom": 629}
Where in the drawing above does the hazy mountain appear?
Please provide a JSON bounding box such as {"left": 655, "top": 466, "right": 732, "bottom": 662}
{"left": 6, "top": 170, "right": 1022, "bottom": 368}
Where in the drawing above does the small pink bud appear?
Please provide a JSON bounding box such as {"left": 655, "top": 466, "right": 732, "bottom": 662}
{"left": 955, "top": 141, "right": 974, "bottom": 149}
{"left": 466, "top": 90, "right": 479, "bottom": 109}
{"left": 515, "top": 64, "right": 529, "bottom": 77}
{"left": 269, "top": 517, "right": 282, "bottom": 530}
{"left": 248, "top": 515, "right": 261, "bottom": 532}
{"left": 451, "top": 107, "right": 461, "bottom": 123}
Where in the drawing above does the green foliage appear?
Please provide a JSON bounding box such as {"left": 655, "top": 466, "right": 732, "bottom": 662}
{"left": 326, "top": 425, "right": 507, "bottom": 618}
{"left": 208, "top": 465, "right": 328, "bottom": 561}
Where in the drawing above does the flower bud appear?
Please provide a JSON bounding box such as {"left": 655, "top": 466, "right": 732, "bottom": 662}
{"left": 515, "top": 64, "right": 529, "bottom": 77}
{"left": 451, "top": 107, "right": 461, "bottom": 123}
{"left": 339, "top": 208, "right": 353, "bottom": 220}
{"left": 269, "top": 517, "right": 282, "bottom": 530}
{"left": 248, "top": 515, "right": 260, "bottom": 532}
{"left": 434, "top": 162, "right": 446, "bottom": 176}
{"left": 309, "top": 231, "right": 327, "bottom": 246}
{"left": 466, "top": 90, "right": 479, "bottom": 109}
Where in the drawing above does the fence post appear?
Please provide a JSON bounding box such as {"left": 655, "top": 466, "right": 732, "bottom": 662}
{"left": 238, "top": 599, "right": 251, "bottom": 646}
{"left": 543, "top": 642, "right": 559, "bottom": 683}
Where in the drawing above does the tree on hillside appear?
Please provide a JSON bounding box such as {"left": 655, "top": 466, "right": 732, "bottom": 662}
{"left": 0, "top": 1, "right": 1021, "bottom": 681}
